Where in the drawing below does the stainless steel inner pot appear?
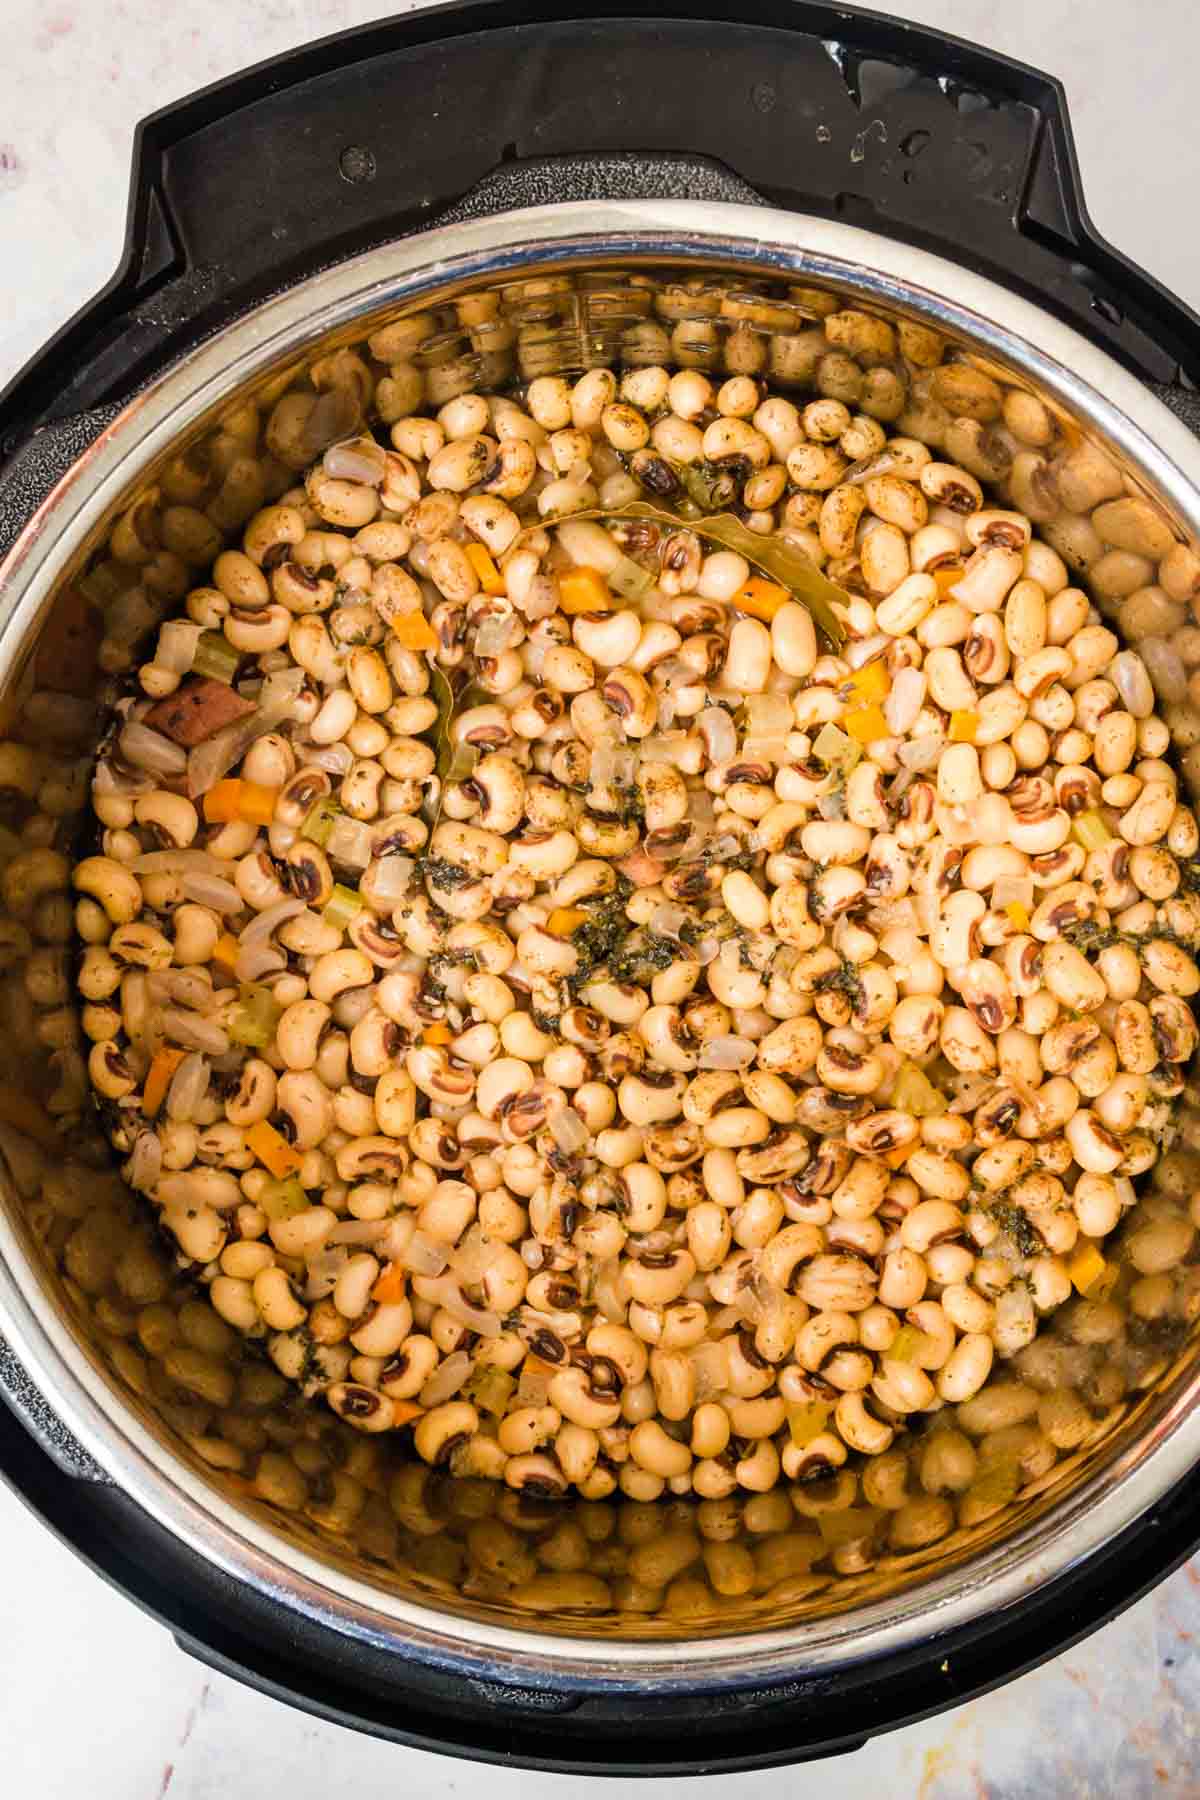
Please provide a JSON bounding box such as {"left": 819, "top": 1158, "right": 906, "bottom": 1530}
{"left": 2, "top": 198, "right": 1200, "bottom": 1692}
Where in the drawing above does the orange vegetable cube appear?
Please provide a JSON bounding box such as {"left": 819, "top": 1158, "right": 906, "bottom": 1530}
{"left": 1067, "top": 1243, "right": 1109, "bottom": 1296}
{"left": 213, "top": 933, "right": 240, "bottom": 973}
{"left": 465, "top": 543, "right": 506, "bottom": 595}
{"left": 390, "top": 1400, "right": 426, "bottom": 1427}
{"left": 143, "top": 1048, "right": 187, "bottom": 1119}
{"left": 203, "top": 779, "right": 280, "bottom": 826}
{"left": 733, "top": 577, "right": 790, "bottom": 623}
{"left": 371, "top": 1262, "right": 408, "bottom": 1305}
{"left": 845, "top": 660, "right": 890, "bottom": 705}
{"left": 421, "top": 1023, "right": 452, "bottom": 1046}
{"left": 843, "top": 703, "right": 889, "bottom": 745}
{"left": 547, "top": 907, "right": 587, "bottom": 936}
{"left": 949, "top": 709, "right": 978, "bottom": 744}
{"left": 1005, "top": 901, "right": 1030, "bottom": 931}
{"left": 390, "top": 612, "right": 437, "bottom": 650}
{"left": 559, "top": 568, "right": 612, "bottom": 614}
{"left": 246, "top": 1119, "right": 303, "bottom": 1180}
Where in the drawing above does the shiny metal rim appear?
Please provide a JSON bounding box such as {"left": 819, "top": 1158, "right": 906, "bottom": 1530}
{"left": 3, "top": 198, "right": 1200, "bottom": 1686}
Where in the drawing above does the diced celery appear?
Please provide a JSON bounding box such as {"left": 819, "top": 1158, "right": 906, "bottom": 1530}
{"left": 228, "top": 982, "right": 283, "bottom": 1049}
{"left": 192, "top": 630, "right": 241, "bottom": 684}
{"left": 257, "top": 1176, "right": 308, "bottom": 1221}
{"left": 322, "top": 883, "right": 365, "bottom": 932}
{"left": 301, "top": 794, "right": 341, "bottom": 847}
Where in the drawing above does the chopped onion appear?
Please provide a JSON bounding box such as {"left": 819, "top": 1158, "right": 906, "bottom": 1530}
{"left": 240, "top": 898, "right": 308, "bottom": 944}
{"left": 639, "top": 731, "right": 690, "bottom": 764}
{"left": 398, "top": 1230, "right": 449, "bottom": 1278}
{"left": 127, "top": 1131, "right": 162, "bottom": 1192}
{"left": 744, "top": 694, "right": 794, "bottom": 737}
{"left": 593, "top": 1258, "right": 626, "bottom": 1323}
{"left": 165, "top": 1052, "right": 209, "bottom": 1123}
{"left": 186, "top": 670, "right": 305, "bottom": 798}
{"left": 991, "top": 876, "right": 1034, "bottom": 913}
{"left": 118, "top": 721, "right": 189, "bottom": 776}
{"left": 427, "top": 1278, "right": 501, "bottom": 1338}
{"left": 328, "top": 1219, "right": 391, "bottom": 1246}
{"left": 690, "top": 1339, "right": 730, "bottom": 1402}
{"left": 475, "top": 611, "right": 521, "bottom": 656}
{"left": 705, "top": 832, "right": 743, "bottom": 864}
{"left": 549, "top": 1106, "right": 589, "bottom": 1154}
{"left": 518, "top": 1366, "right": 551, "bottom": 1406}
{"left": 132, "top": 849, "right": 230, "bottom": 877}
{"left": 744, "top": 736, "right": 791, "bottom": 765}
{"left": 326, "top": 813, "right": 374, "bottom": 869}
{"left": 699, "top": 1035, "right": 756, "bottom": 1070}
{"left": 867, "top": 899, "right": 918, "bottom": 933}
{"left": 157, "top": 619, "right": 205, "bottom": 675}
{"left": 697, "top": 707, "right": 737, "bottom": 763}
{"left": 181, "top": 873, "right": 244, "bottom": 913}
{"left": 898, "top": 735, "right": 943, "bottom": 773}
{"left": 94, "top": 759, "right": 154, "bottom": 797}
{"left": 305, "top": 742, "right": 355, "bottom": 777}
{"left": 912, "top": 891, "right": 941, "bottom": 934}
{"left": 367, "top": 855, "right": 415, "bottom": 902}
{"left": 305, "top": 1246, "right": 349, "bottom": 1301}
{"left": 419, "top": 1350, "right": 473, "bottom": 1409}
{"left": 695, "top": 935, "right": 721, "bottom": 965}
{"left": 235, "top": 942, "right": 287, "bottom": 983}
{"left": 324, "top": 436, "right": 387, "bottom": 485}
{"left": 650, "top": 904, "right": 690, "bottom": 940}
{"left": 450, "top": 1228, "right": 493, "bottom": 1286}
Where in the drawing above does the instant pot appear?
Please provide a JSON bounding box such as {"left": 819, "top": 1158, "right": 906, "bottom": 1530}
{"left": 2, "top": 0, "right": 1200, "bottom": 1774}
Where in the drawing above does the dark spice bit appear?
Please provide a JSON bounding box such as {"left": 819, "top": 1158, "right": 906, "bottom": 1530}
{"left": 416, "top": 856, "right": 474, "bottom": 893}
{"left": 987, "top": 1202, "right": 1043, "bottom": 1259}
{"left": 814, "top": 958, "right": 867, "bottom": 1016}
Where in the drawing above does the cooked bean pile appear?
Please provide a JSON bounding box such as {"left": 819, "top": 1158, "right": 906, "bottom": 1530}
{"left": 76, "top": 343, "right": 1200, "bottom": 1511}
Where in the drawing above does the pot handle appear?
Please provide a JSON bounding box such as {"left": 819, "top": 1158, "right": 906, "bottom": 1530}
{"left": 2, "top": 0, "right": 1199, "bottom": 454}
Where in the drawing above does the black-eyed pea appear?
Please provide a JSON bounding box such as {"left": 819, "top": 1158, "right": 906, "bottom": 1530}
{"left": 936, "top": 1332, "right": 994, "bottom": 1404}
{"left": 253, "top": 1265, "right": 307, "bottom": 1332}
{"left": 72, "top": 856, "right": 141, "bottom": 925}
{"left": 87, "top": 1039, "right": 137, "bottom": 1099}
{"left": 889, "top": 1495, "right": 954, "bottom": 1551}
{"left": 1126, "top": 1215, "right": 1195, "bottom": 1275}
{"left": 627, "top": 1420, "right": 692, "bottom": 1482}
{"left": 415, "top": 1399, "right": 481, "bottom": 1466}
{"left": 647, "top": 1349, "right": 696, "bottom": 1422}
{"left": 735, "top": 1437, "right": 781, "bottom": 1492}
{"left": 548, "top": 1364, "right": 622, "bottom": 1431}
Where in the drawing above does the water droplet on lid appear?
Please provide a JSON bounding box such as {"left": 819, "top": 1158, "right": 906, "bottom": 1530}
{"left": 900, "top": 129, "right": 932, "bottom": 158}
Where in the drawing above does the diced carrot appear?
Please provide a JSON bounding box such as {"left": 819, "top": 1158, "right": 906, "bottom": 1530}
{"left": 1067, "top": 1242, "right": 1109, "bottom": 1296}
{"left": 390, "top": 612, "right": 437, "bottom": 650}
{"left": 0, "top": 1089, "right": 63, "bottom": 1152}
{"left": 391, "top": 1400, "right": 426, "bottom": 1427}
{"left": 202, "top": 779, "right": 280, "bottom": 826}
{"left": 547, "top": 907, "right": 586, "bottom": 936}
{"left": 521, "top": 1355, "right": 559, "bottom": 1382}
{"left": 421, "top": 1023, "right": 452, "bottom": 1046}
{"left": 949, "top": 709, "right": 978, "bottom": 744}
{"left": 245, "top": 1118, "right": 303, "bottom": 1180}
{"left": 933, "top": 562, "right": 964, "bottom": 594}
{"left": 465, "top": 543, "right": 506, "bottom": 595}
{"left": 845, "top": 660, "right": 890, "bottom": 705}
{"left": 213, "top": 933, "right": 240, "bottom": 973}
{"left": 732, "top": 577, "right": 790, "bottom": 623}
{"left": 884, "top": 1145, "right": 910, "bottom": 1170}
{"left": 843, "top": 703, "right": 889, "bottom": 745}
{"left": 371, "top": 1262, "right": 408, "bottom": 1305}
{"left": 559, "top": 568, "right": 612, "bottom": 614}
{"left": 1005, "top": 901, "right": 1030, "bottom": 931}
{"left": 144, "top": 1047, "right": 187, "bottom": 1119}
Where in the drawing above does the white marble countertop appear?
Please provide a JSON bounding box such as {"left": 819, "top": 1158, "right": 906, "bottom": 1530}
{"left": 3, "top": 2, "right": 1200, "bottom": 1794}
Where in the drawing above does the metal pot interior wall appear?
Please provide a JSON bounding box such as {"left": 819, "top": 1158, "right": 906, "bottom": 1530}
{"left": 2, "top": 216, "right": 1200, "bottom": 1668}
